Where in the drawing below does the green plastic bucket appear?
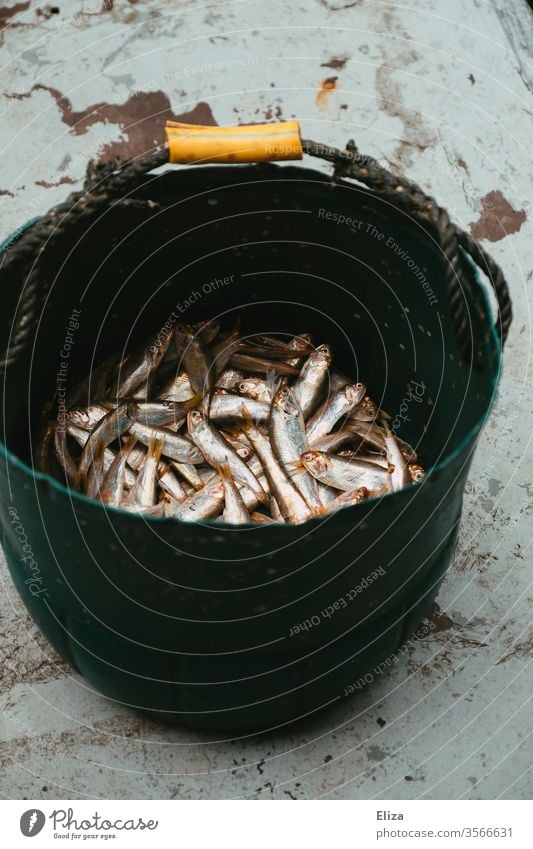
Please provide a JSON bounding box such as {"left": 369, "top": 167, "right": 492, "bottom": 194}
{"left": 0, "top": 143, "right": 508, "bottom": 731}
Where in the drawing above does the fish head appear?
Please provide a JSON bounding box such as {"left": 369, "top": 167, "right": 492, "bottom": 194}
{"left": 272, "top": 385, "right": 298, "bottom": 415}
{"left": 126, "top": 401, "right": 140, "bottom": 421}
{"left": 289, "top": 333, "right": 314, "bottom": 353}
{"left": 315, "top": 344, "right": 333, "bottom": 366}
{"left": 187, "top": 408, "right": 204, "bottom": 432}
{"left": 65, "top": 408, "right": 91, "bottom": 428}
{"left": 238, "top": 380, "right": 256, "bottom": 395}
{"left": 337, "top": 486, "right": 368, "bottom": 507}
{"left": 235, "top": 443, "right": 254, "bottom": 460}
{"left": 346, "top": 382, "right": 366, "bottom": 405}
{"left": 301, "top": 450, "right": 330, "bottom": 477}
{"left": 409, "top": 464, "right": 426, "bottom": 482}
{"left": 361, "top": 395, "right": 378, "bottom": 416}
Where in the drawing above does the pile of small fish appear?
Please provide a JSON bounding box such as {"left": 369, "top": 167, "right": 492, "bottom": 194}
{"left": 36, "top": 319, "right": 425, "bottom": 525}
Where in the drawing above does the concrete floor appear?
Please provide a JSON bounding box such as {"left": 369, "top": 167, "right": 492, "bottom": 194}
{"left": 0, "top": 0, "right": 531, "bottom": 800}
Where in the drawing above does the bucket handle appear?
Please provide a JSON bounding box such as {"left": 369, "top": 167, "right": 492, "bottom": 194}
{"left": 0, "top": 131, "right": 511, "bottom": 370}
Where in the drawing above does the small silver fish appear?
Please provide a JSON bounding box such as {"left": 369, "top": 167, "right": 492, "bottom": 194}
{"left": 292, "top": 344, "right": 332, "bottom": 419}
{"left": 175, "top": 324, "right": 214, "bottom": 397}
{"left": 301, "top": 450, "right": 391, "bottom": 493}
{"left": 383, "top": 427, "right": 411, "bottom": 491}
{"left": 209, "top": 391, "right": 270, "bottom": 424}
{"left": 306, "top": 382, "right": 366, "bottom": 443}
{"left": 86, "top": 442, "right": 106, "bottom": 499}
{"left": 229, "top": 352, "right": 299, "bottom": 376}
{"left": 220, "top": 464, "right": 250, "bottom": 525}
{"left": 269, "top": 386, "right": 322, "bottom": 512}
{"left": 133, "top": 399, "right": 199, "bottom": 428}
{"left": 114, "top": 325, "right": 174, "bottom": 398}
{"left": 241, "top": 406, "right": 311, "bottom": 524}
{"left": 129, "top": 421, "right": 204, "bottom": 464}
{"left": 126, "top": 438, "right": 162, "bottom": 508}
{"left": 100, "top": 436, "right": 138, "bottom": 507}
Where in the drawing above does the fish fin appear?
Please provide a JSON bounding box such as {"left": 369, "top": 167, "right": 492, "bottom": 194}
{"left": 149, "top": 438, "right": 163, "bottom": 462}
{"left": 284, "top": 458, "right": 306, "bottom": 475}
{"left": 185, "top": 393, "right": 203, "bottom": 409}
{"left": 216, "top": 460, "right": 232, "bottom": 482}
{"left": 239, "top": 402, "right": 254, "bottom": 430}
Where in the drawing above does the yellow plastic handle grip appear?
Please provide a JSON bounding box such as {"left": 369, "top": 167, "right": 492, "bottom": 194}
{"left": 165, "top": 120, "right": 303, "bottom": 164}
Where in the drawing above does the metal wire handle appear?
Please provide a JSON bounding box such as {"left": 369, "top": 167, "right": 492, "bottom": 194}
{"left": 0, "top": 141, "right": 511, "bottom": 370}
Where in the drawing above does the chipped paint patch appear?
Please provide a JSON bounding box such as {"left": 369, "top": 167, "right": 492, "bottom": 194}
{"left": 0, "top": 1, "right": 30, "bottom": 31}
{"left": 470, "top": 191, "right": 527, "bottom": 242}
{"left": 173, "top": 101, "right": 218, "bottom": 127}
{"left": 9, "top": 87, "right": 215, "bottom": 162}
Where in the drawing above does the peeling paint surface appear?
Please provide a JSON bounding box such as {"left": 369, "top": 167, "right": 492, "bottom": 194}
{"left": 0, "top": 0, "right": 532, "bottom": 801}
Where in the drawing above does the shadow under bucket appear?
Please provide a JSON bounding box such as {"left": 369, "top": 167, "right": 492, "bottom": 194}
{"left": 0, "top": 148, "right": 507, "bottom": 731}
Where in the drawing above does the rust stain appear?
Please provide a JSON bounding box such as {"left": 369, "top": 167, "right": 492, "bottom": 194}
{"left": 316, "top": 76, "right": 338, "bottom": 107}
{"left": 321, "top": 57, "right": 348, "bottom": 69}
{"left": 0, "top": 0, "right": 30, "bottom": 30}
{"left": 7, "top": 85, "right": 216, "bottom": 161}
{"left": 470, "top": 190, "right": 526, "bottom": 242}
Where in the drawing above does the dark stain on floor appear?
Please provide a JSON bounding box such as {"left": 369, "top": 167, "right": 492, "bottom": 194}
{"left": 470, "top": 190, "right": 527, "bottom": 242}
{"left": 430, "top": 603, "right": 455, "bottom": 632}
{"left": 263, "top": 104, "right": 283, "bottom": 121}
{"left": 35, "top": 176, "right": 77, "bottom": 188}
{"left": 321, "top": 57, "right": 348, "bottom": 69}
